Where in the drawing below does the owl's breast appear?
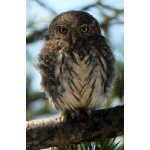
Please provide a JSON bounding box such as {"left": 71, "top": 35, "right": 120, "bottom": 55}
{"left": 53, "top": 48, "right": 108, "bottom": 112}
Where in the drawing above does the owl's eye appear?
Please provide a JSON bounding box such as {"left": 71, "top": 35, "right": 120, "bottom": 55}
{"left": 59, "top": 27, "right": 68, "bottom": 33}
{"left": 80, "top": 26, "right": 89, "bottom": 33}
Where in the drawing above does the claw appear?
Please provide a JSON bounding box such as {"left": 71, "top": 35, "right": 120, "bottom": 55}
{"left": 60, "top": 108, "right": 92, "bottom": 121}
{"left": 60, "top": 112, "right": 68, "bottom": 122}
{"left": 85, "top": 108, "right": 92, "bottom": 115}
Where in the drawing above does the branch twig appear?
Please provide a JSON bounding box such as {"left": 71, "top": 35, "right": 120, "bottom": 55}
{"left": 26, "top": 105, "right": 124, "bottom": 149}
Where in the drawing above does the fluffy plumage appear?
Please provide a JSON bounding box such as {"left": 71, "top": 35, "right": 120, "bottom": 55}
{"left": 36, "top": 11, "right": 116, "bottom": 120}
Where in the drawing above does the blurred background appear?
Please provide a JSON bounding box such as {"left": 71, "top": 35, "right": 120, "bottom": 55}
{"left": 26, "top": 0, "right": 124, "bottom": 121}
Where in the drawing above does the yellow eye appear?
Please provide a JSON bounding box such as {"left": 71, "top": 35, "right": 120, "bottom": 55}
{"left": 80, "top": 26, "right": 89, "bottom": 33}
{"left": 59, "top": 27, "right": 68, "bottom": 33}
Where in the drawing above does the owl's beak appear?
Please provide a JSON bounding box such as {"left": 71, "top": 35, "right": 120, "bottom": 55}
{"left": 71, "top": 31, "right": 78, "bottom": 44}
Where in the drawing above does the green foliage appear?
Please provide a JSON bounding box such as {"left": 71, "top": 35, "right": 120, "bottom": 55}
{"left": 50, "top": 138, "right": 124, "bottom": 150}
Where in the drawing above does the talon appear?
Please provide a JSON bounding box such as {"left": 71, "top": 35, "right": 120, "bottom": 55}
{"left": 84, "top": 108, "right": 92, "bottom": 115}
{"left": 75, "top": 110, "right": 80, "bottom": 116}
{"left": 70, "top": 112, "right": 75, "bottom": 118}
{"left": 61, "top": 113, "right": 68, "bottom": 122}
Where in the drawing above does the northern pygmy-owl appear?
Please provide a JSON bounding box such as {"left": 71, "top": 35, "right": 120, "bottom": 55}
{"left": 36, "top": 11, "right": 116, "bottom": 121}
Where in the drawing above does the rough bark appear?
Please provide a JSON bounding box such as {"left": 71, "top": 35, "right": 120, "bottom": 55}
{"left": 26, "top": 105, "right": 124, "bottom": 149}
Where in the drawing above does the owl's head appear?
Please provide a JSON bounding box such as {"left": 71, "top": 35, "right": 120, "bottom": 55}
{"left": 48, "top": 11, "right": 101, "bottom": 44}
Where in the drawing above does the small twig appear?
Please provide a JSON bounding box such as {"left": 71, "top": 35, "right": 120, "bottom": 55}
{"left": 36, "top": 0, "right": 57, "bottom": 15}
{"left": 26, "top": 28, "right": 47, "bottom": 43}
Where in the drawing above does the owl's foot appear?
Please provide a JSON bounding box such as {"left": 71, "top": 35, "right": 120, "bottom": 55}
{"left": 60, "top": 111, "right": 76, "bottom": 122}
{"left": 83, "top": 108, "right": 92, "bottom": 115}
{"left": 60, "top": 113, "right": 68, "bottom": 122}
{"left": 75, "top": 107, "right": 92, "bottom": 116}
{"left": 60, "top": 108, "right": 92, "bottom": 122}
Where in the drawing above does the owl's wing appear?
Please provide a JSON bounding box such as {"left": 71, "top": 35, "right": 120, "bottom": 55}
{"left": 94, "top": 35, "right": 116, "bottom": 94}
{"left": 35, "top": 39, "right": 59, "bottom": 98}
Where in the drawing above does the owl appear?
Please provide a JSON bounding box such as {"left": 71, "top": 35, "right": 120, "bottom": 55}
{"left": 36, "top": 11, "right": 116, "bottom": 121}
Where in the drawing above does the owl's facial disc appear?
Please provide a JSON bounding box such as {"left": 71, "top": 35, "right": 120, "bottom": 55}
{"left": 57, "top": 24, "right": 91, "bottom": 44}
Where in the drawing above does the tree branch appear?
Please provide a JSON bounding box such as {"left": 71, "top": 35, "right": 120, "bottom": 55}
{"left": 26, "top": 28, "right": 47, "bottom": 43}
{"left": 26, "top": 105, "right": 124, "bottom": 149}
